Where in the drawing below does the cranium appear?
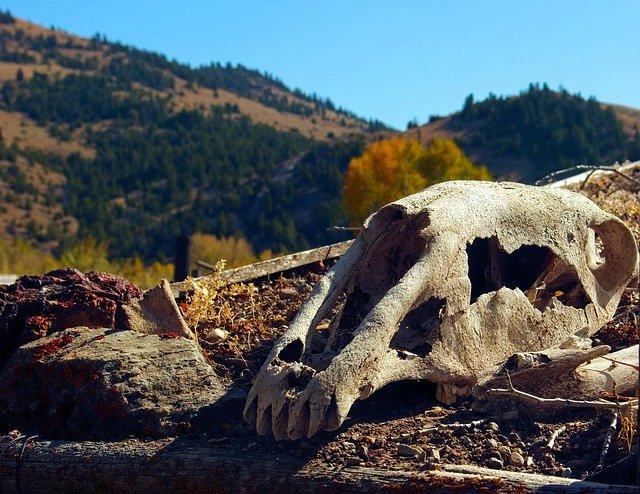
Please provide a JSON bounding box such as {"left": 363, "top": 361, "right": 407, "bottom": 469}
{"left": 244, "top": 181, "right": 638, "bottom": 440}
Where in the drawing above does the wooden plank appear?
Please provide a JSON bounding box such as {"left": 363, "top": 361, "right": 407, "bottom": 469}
{"left": 0, "top": 438, "right": 637, "bottom": 493}
{"left": 170, "top": 239, "right": 354, "bottom": 297}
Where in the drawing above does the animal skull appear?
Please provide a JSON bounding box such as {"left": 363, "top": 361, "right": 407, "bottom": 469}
{"left": 244, "top": 181, "right": 638, "bottom": 440}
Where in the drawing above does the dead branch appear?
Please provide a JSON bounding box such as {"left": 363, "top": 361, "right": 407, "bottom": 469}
{"left": 595, "top": 411, "right": 619, "bottom": 473}
{"left": 546, "top": 425, "right": 566, "bottom": 450}
{"left": 170, "top": 240, "right": 353, "bottom": 297}
{"left": 486, "top": 378, "right": 638, "bottom": 414}
{"left": 418, "top": 417, "right": 492, "bottom": 435}
{"left": 535, "top": 163, "right": 640, "bottom": 188}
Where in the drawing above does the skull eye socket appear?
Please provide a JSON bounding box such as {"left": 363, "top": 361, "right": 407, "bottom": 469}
{"left": 466, "top": 236, "right": 589, "bottom": 309}
{"left": 278, "top": 339, "right": 304, "bottom": 363}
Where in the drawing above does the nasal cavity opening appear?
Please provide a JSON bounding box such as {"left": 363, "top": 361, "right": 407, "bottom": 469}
{"left": 466, "top": 236, "right": 589, "bottom": 310}
{"left": 390, "top": 297, "right": 445, "bottom": 358}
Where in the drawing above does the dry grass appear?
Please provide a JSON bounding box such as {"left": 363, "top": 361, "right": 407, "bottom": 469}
{"left": 0, "top": 109, "right": 94, "bottom": 158}
{"left": 0, "top": 156, "right": 78, "bottom": 247}
{"left": 172, "top": 80, "right": 368, "bottom": 140}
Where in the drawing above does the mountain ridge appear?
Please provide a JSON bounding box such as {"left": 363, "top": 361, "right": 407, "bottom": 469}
{"left": 0, "top": 12, "right": 638, "bottom": 265}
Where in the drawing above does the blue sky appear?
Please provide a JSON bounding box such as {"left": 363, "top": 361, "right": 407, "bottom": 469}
{"left": 3, "top": 1, "right": 639, "bottom": 129}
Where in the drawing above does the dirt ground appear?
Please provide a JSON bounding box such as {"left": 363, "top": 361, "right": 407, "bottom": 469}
{"left": 191, "top": 162, "right": 640, "bottom": 483}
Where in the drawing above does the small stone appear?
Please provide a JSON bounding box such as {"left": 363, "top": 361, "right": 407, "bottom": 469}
{"left": 460, "top": 436, "right": 472, "bottom": 446}
{"left": 486, "top": 422, "right": 500, "bottom": 433}
{"left": 372, "top": 438, "right": 386, "bottom": 449}
{"left": 246, "top": 442, "right": 258, "bottom": 452}
{"left": 279, "top": 288, "right": 298, "bottom": 299}
{"left": 428, "top": 406, "right": 446, "bottom": 415}
{"left": 397, "top": 443, "right": 423, "bottom": 457}
{"left": 496, "top": 434, "right": 510, "bottom": 445}
{"left": 509, "top": 451, "right": 525, "bottom": 467}
{"left": 358, "top": 444, "right": 369, "bottom": 460}
{"left": 526, "top": 456, "right": 535, "bottom": 468}
{"left": 561, "top": 467, "right": 572, "bottom": 478}
{"left": 484, "top": 438, "right": 498, "bottom": 449}
{"left": 502, "top": 410, "right": 518, "bottom": 421}
{"left": 486, "top": 457, "right": 504, "bottom": 470}
{"left": 299, "top": 441, "right": 311, "bottom": 450}
{"left": 508, "top": 431, "right": 521, "bottom": 443}
{"left": 211, "top": 327, "right": 228, "bottom": 340}
{"left": 343, "top": 441, "right": 356, "bottom": 453}
{"left": 488, "top": 450, "right": 503, "bottom": 461}
{"left": 345, "top": 456, "right": 361, "bottom": 466}
{"left": 423, "top": 447, "right": 440, "bottom": 461}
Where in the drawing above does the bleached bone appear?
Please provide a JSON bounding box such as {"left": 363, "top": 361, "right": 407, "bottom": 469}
{"left": 244, "top": 181, "right": 638, "bottom": 440}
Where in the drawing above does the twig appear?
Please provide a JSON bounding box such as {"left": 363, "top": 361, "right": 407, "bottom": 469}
{"left": 546, "top": 425, "right": 566, "bottom": 450}
{"left": 418, "top": 417, "right": 491, "bottom": 434}
{"left": 486, "top": 382, "right": 637, "bottom": 413}
{"left": 328, "top": 226, "right": 361, "bottom": 232}
{"left": 16, "top": 435, "right": 38, "bottom": 494}
{"left": 594, "top": 411, "right": 618, "bottom": 473}
{"left": 600, "top": 356, "right": 640, "bottom": 371}
{"left": 0, "top": 434, "right": 25, "bottom": 457}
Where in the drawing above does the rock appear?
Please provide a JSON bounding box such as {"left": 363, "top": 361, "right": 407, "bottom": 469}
{"left": 278, "top": 288, "right": 298, "bottom": 300}
{"left": 211, "top": 328, "right": 229, "bottom": 340}
{"left": 496, "top": 434, "right": 510, "bottom": 445}
{"left": 422, "top": 447, "right": 440, "bottom": 461}
{"left": 509, "top": 451, "right": 526, "bottom": 467}
{"left": 121, "top": 279, "right": 195, "bottom": 340}
{"left": 345, "top": 456, "right": 361, "bottom": 466}
{"left": 0, "top": 327, "right": 230, "bottom": 440}
{"left": 486, "top": 457, "right": 504, "bottom": 470}
{"left": 343, "top": 441, "right": 356, "bottom": 453}
{"left": 397, "top": 443, "right": 423, "bottom": 457}
{"left": 0, "top": 268, "right": 142, "bottom": 371}
{"left": 488, "top": 450, "right": 503, "bottom": 461}
{"left": 484, "top": 438, "right": 498, "bottom": 449}
{"left": 561, "top": 467, "right": 572, "bottom": 478}
{"left": 486, "top": 422, "right": 500, "bottom": 433}
{"left": 508, "top": 431, "right": 521, "bottom": 443}
{"left": 502, "top": 410, "right": 518, "bottom": 421}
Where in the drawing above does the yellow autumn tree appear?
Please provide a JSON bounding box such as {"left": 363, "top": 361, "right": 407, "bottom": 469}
{"left": 343, "top": 137, "right": 490, "bottom": 225}
{"left": 190, "top": 233, "right": 257, "bottom": 270}
{"left": 417, "top": 138, "right": 491, "bottom": 184}
{"left": 342, "top": 137, "right": 426, "bottom": 225}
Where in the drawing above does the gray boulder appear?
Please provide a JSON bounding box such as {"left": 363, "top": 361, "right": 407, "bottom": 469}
{"left": 0, "top": 326, "right": 236, "bottom": 440}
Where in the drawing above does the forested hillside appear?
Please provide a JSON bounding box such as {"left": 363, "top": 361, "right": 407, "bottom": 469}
{"left": 408, "top": 84, "right": 640, "bottom": 182}
{"left": 0, "top": 11, "right": 638, "bottom": 269}
{"left": 0, "top": 12, "right": 370, "bottom": 262}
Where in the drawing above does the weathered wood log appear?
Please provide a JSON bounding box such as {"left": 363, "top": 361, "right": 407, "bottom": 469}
{"left": 575, "top": 345, "right": 639, "bottom": 398}
{"left": 474, "top": 345, "right": 639, "bottom": 415}
{"left": 0, "top": 438, "right": 637, "bottom": 493}
{"left": 170, "top": 240, "right": 353, "bottom": 297}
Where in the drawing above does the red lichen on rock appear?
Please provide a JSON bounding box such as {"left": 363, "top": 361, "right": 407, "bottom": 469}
{"left": 0, "top": 268, "right": 142, "bottom": 371}
{"left": 158, "top": 332, "right": 180, "bottom": 339}
{"left": 33, "top": 334, "right": 74, "bottom": 362}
